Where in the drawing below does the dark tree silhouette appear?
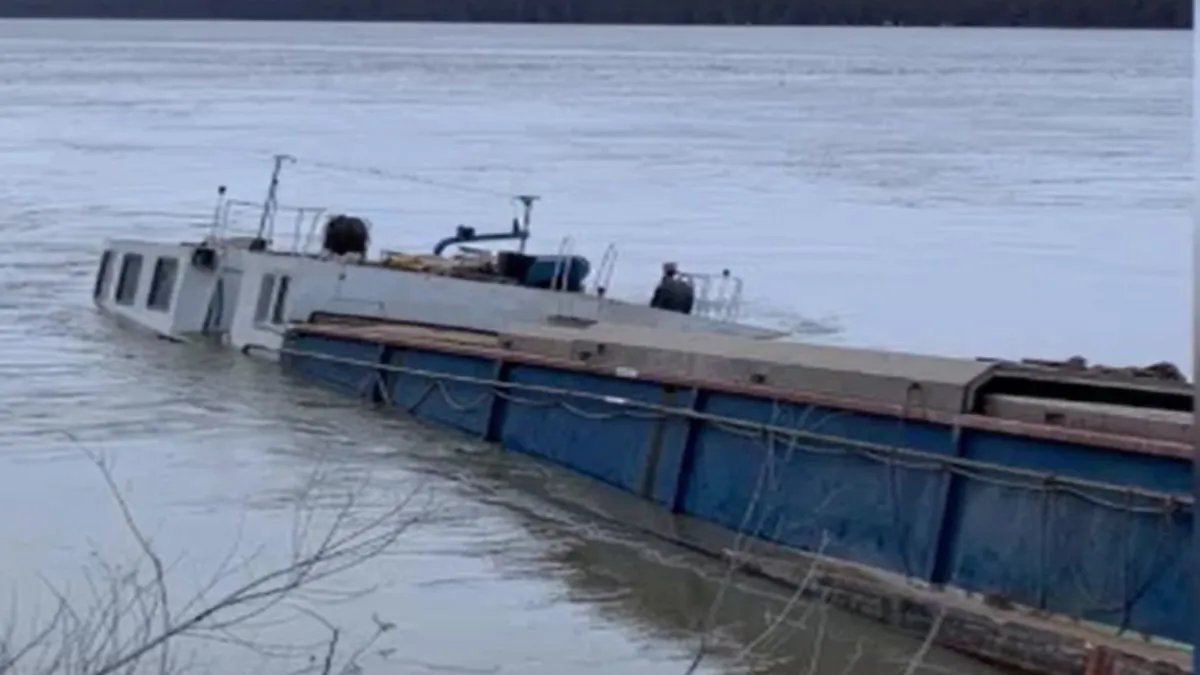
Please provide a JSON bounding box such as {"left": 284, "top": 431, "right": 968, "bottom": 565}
{"left": 0, "top": 0, "right": 1190, "bottom": 27}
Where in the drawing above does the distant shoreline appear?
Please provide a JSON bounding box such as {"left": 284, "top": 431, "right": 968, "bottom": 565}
{"left": 0, "top": 16, "right": 1191, "bottom": 29}
{"left": 0, "top": 1, "right": 1189, "bottom": 30}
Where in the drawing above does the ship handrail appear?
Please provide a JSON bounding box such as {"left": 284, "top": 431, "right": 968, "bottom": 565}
{"left": 212, "top": 198, "right": 327, "bottom": 254}
{"left": 679, "top": 270, "right": 744, "bottom": 321}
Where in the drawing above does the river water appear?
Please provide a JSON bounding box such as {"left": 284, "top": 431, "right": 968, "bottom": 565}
{"left": 0, "top": 19, "right": 1188, "bottom": 675}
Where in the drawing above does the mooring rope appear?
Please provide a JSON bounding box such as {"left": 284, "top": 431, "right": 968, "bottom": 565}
{"left": 259, "top": 342, "right": 1192, "bottom": 517}
{"left": 259, "top": 340, "right": 1190, "bottom": 637}
{"left": 302, "top": 159, "right": 518, "bottom": 199}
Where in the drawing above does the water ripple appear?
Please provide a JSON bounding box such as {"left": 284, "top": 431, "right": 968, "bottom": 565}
{"left": 0, "top": 19, "right": 1181, "bottom": 675}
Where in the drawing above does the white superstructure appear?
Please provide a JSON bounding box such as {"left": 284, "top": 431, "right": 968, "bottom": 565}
{"left": 92, "top": 155, "right": 780, "bottom": 355}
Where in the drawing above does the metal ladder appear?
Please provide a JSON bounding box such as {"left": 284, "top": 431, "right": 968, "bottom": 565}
{"left": 591, "top": 243, "right": 619, "bottom": 298}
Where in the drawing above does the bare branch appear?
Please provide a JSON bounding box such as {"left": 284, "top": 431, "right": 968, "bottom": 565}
{"left": 8, "top": 437, "right": 426, "bottom": 675}
{"left": 86, "top": 449, "right": 172, "bottom": 674}
{"left": 0, "top": 597, "right": 68, "bottom": 674}
{"left": 803, "top": 590, "right": 831, "bottom": 675}
{"left": 734, "top": 531, "right": 831, "bottom": 663}
{"left": 900, "top": 609, "right": 946, "bottom": 675}
{"left": 836, "top": 640, "right": 865, "bottom": 675}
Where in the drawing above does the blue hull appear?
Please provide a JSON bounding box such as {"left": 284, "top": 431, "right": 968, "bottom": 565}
{"left": 279, "top": 331, "right": 1193, "bottom": 646}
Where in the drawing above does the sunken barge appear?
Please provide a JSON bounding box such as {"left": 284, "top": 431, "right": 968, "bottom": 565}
{"left": 274, "top": 320, "right": 1193, "bottom": 675}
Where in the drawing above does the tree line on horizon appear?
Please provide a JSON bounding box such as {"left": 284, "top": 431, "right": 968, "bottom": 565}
{"left": 1, "top": 0, "right": 1189, "bottom": 28}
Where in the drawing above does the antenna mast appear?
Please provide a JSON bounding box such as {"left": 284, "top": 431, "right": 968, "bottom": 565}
{"left": 207, "top": 184, "right": 227, "bottom": 241}
{"left": 516, "top": 195, "right": 539, "bottom": 253}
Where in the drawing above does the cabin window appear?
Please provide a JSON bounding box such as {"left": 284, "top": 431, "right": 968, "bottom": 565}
{"left": 115, "top": 253, "right": 143, "bottom": 306}
{"left": 254, "top": 274, "right": 276, "bottom": 324}
{"left": 146, "top": 257, "right": 179, "bottom": 312}
{"left": 94, "top": 250, "right": 114, "bottom": 300}
{"left": 271, "top": 275, "right": 290, "bottom": 325}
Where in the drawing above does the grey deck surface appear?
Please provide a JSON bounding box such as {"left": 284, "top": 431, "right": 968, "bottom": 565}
{"left": 294, "top": 321, "right": 1192, "bottom": 443}
{"left": 982, "top": 394, "right": 1191, "bottom": 445}
{"left": 501, "top": 323, "right": 995, "bottom": 414}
